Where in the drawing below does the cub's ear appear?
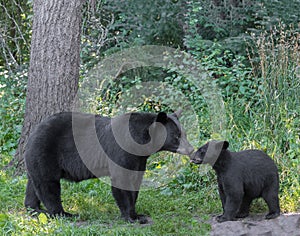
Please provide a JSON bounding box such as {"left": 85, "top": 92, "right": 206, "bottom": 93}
{"left": 222, "top": 141, "right": 229, "bottom": 150}
{"left": 156, "top": 112, "right": 168, "bottom": 124}
{"left": 215, "top": 140, "right": 229, "bottom": 150}
{"left": 172, "top": 109, "right": 182, "bottom": 119}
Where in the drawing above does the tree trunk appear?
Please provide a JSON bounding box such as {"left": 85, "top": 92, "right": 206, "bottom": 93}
{"left": 14, "top": 0, "right": 84, "bottom": 168}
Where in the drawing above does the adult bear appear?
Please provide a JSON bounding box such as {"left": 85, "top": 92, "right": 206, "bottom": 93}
{"left": 24, "top": 111, "right": 194, "bottom": 223}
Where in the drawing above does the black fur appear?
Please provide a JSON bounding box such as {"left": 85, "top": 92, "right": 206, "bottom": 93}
{"left": 24, "top": 111, "right": 194, "bottom": 223}
{"left": 190, "top": 141, "right": 280, "bottom": 222}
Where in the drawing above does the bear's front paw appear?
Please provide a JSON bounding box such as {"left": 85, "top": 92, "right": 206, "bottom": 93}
{"left": 62, "top": 211, "right": 78, "bottom": 218}
{"left": 123, "top": 214, "right": 150, "bottom": 224}
{"left": 137, "top": 214, "right": 149, "bottom": 224}
{"left": 123, "top": 216, "right": 136, "bottom": 223}
{"left": 123, "top": 215, "right": 149, "bottom": 224}
{"left": 51, "top": 211, "right": 78, "bottom": 218}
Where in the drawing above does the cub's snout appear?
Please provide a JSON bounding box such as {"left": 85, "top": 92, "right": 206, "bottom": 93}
{"left": 189, "top": 150, "right": 203, "bottom": 164}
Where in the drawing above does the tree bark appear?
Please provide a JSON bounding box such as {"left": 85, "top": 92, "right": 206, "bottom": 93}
{"left": 14, "top": 0, "right": 84, "bottom": 167}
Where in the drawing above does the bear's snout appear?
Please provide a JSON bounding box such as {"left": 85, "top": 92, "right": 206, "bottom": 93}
{"left": 189, "top": 151, "right": 203, "bottom": 164}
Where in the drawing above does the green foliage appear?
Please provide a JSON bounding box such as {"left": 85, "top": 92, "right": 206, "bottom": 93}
{"left": 185, "top": 0, "right": 256, "bottom": 41}
{"left": 0, "top": 1, "right": 30, "bottom": 156}
{"left": 80, "top": 0, "right": 116, "bottom": 71}
{"left": 161, "top": 163, "right": 217, "bottom": 195}
{"left": 0, "top": 0, "right": 32, "bottom": 69}
{"left": 248, "top": 24, "right": 300, "bottom": 152}
{"left": 189, "top": 42, "right": 257, "bottom": 100}
{"left": 184, "top": 0, "right": 300, "bottom": 56}
{"left": 248, "top": 26, "right": 300, "bottom": 211}
{"left": 106, "top": 0, "right": 184, "bottom": 47}
{"left": 256, "top": 0, "right": 300, "bottom": 30}
{"left": 0, "top": 2, "right": 299, "bottom": 234}
{"left": 0, "top": 68, "right": 26, "bottom": 155}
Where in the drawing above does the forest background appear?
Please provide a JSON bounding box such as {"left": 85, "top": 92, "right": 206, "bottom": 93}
{"left": 0, "top": 0, "right": 299, "bottom": 235}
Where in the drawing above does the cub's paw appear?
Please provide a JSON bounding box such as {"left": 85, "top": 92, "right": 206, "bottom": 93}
{"left": 265, "top": 212, "right": 280, "bottom": 219}
{"left": 216, "top": 215, "right": 235, "bottom": 223}
{"left": 236, "top": 212, "right": 249, "bottom": 218}
{"left": 216, "top": 215, "right": 225, "bottom": 223}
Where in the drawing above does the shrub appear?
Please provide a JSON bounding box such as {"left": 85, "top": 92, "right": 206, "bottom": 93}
{"left": 0, "top": 68, "right": 26, "bottom": 155}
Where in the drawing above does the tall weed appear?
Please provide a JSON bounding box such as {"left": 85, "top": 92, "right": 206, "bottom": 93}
{"left": 247, "top": 25, "right": 300, "bottom": 211}
{"left": 248, "top": 24, "right": 300, "bottom": 154}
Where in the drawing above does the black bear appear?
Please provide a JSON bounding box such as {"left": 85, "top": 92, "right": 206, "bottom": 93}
{"left": 24, "top": 111, "right": 194, "bottom": 223}
{"left": 190, "top": 140, "right": 280, "bottom": 222}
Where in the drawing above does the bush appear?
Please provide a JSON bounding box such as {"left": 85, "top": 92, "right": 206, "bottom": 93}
{"left": 0, "top": 67, "right": 27, "bottom": 155}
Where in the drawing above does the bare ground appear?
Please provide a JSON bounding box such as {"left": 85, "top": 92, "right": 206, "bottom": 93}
{"left": 209, "top": 213, "right": 300, "bottom": 236}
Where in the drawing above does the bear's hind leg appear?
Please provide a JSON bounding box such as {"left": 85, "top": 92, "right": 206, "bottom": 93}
{"left": 34, "top": 180, "right": 74, "bottom": 217}
{"left": 262, "top": 190, "right": 280, "bottom": 219}
{"left": 236, "top": 196, "right": 252, "bottom": 218}
{"left": 24, "top": 178, "right": 42, "bottom": 214}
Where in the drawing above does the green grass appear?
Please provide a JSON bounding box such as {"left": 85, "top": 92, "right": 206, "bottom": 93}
{"left": 0, "top": 156, "right": 214, "bottom": 235}
{"left": 1, "top": 144, "right": 299, "bottom": 235}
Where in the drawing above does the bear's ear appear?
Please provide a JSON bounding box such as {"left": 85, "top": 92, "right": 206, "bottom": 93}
{"left": 215, "top": 140, "right": 229, "bottom": 151}
{"left": 222, "top": 141, "right": 229, "bottom": 150}
{"left": 172, "top": 109, "right": 182, "bottom": 119}
{"left": 156, "top": 112, "right": 168, "bottom": 124}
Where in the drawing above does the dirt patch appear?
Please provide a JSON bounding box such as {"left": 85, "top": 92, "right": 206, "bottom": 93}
{"left": 209, "top": 213, "right": 300, "bottom": 236}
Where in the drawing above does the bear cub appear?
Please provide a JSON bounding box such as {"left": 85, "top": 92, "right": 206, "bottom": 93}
{"left": 190, "top": 140, "right": 280, "bottom": 222}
